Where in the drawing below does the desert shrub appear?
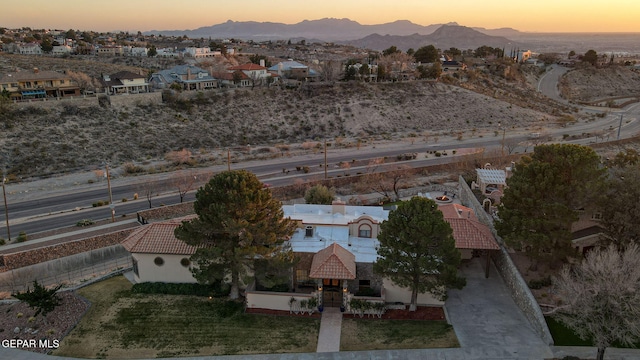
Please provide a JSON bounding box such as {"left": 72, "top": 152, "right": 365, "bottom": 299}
{"left": 16, "top": 231, "right": 27, "bottom": 243}
{"left": 123, "top": 162, "right": 145, "bottom": 174}
{"left": 76, "top": 219, "right": 95, "bottom": 227}
{"left": 304, "top": 184, "right": 335, "bottom": 205}
{"left": 0, "top": 238, "right": 5, "bottom": 246}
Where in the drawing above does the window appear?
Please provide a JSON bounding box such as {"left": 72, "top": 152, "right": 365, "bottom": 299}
{"left": 359, "top": 280, "right": 371, "bottom": 288}
{"left": 296, "top": 269, "right": 309, "bottom": 283}
{"left": 154, "top": 256, "right": 164, "bottom": 266}
{"left": 132, "top": 258, "right": 139, "bottom": 276}
{"left": 591, "top": 212, "right": 603, "bottom": 220}
{"left": 180, "top": 258, "right": 190, "bottom": 267}
{"left": 358, "top": 224, "right": 372, "bottom": 238}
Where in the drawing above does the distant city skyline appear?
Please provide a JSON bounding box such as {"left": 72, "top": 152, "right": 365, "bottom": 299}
{"left": 2, "top": 0, "right": 639, "bottom": 34}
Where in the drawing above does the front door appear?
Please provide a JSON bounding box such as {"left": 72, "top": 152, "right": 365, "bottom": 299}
{"left": 322, "top": 278, "right": 342, "bottom": 307}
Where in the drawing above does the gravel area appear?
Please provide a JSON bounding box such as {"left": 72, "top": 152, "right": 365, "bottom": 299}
{"left": 0, "top": 291, "right": 89, "bottom": 354}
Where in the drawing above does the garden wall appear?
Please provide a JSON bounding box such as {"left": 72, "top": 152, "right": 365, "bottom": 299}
{"left": 0, "top": 245, "right": 131, "bottom": 293}
{"left": 0, "top": 229, "right": 133, "bottom": 271}
{"left": 458, "top": 175, "right": 554, "bottom": 345}
{"left": 246, "top": 291, "right": 316, "bottom": 312}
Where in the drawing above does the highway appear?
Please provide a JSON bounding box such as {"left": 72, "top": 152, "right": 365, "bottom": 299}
{"left": 1, "top": 68, "right": 640, "bottom": 239}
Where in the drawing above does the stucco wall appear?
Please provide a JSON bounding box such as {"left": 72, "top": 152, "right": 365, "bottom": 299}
{"left": 458, "top": 175, "right": 554, "bottom": 345}
{"left": 382, "top": 278, "right": 445, "bottom": 306}
{"left": 246, "top": 291, "right": 315, "bottom": 311}
{"left": 133, "top": 253, "right": 196, "bottom": 284}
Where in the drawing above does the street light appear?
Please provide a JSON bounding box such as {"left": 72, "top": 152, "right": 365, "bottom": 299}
{"left": 104, "top": 163, "right": 115, "bottom": 222}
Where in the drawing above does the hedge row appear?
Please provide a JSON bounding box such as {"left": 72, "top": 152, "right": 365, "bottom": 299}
{"left": 131, "top": 282, "right": 230, "bottom": 297}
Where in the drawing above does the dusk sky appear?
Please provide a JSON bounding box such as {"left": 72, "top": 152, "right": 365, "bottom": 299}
{"left": 2, "top": 0, "right": 639, "bottom": 33}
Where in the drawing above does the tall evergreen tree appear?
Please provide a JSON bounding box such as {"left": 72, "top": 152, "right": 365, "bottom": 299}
{"left": 374, "top": 197, "right": 465, "bottom": 311}
{"left": 495, "top": 144, "right": 606, "bottom": 267}
{"left": 175, "top": 170, "right": 296, "bottom": 299}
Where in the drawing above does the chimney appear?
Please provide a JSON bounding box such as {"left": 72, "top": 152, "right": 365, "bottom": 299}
{"left": 332, "top": 199, "right": 346, "bottom": 215}
{"left": 259, "top": 59, "right": 265, "bottom": 67}
{"left": 33, "top": 67, "right": 39, "bottom": 73}
{"left": 187, "top": 67, "right": 191, "bottom": 80}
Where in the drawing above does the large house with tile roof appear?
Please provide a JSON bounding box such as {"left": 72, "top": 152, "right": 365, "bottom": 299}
{"left": 121, "top": 199, "right": 499, "bottom": 309}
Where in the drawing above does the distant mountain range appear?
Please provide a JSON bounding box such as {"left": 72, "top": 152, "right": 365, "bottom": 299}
{"left": 346, "top": 25, "right": 520, "bottom": 51}
{"left": 145, "top": 18, "right": 640, "bottom": 53}
{"left": 145, "top": 18, "right": 522, "bottom": 49}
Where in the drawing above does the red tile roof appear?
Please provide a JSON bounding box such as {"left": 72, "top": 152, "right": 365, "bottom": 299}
{"left": 439, "top": 204, "right": 498, "bottom": 250}
{"left": 309, "top": 243, "right": 356, "bottom": 279}
{"left": 444, "top": 218, "right": 499, "bottom": 250}
{"left": 227, "top": 63, "right": 267, "bottom": 71}
{"left": 121, "top": 216, "right": 198, "bottom": 255}
{"left": 439, "top": 203, "right": 479, "bottom": 221}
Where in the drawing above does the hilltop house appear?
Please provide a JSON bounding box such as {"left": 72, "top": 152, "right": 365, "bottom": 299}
{"left": 0, "top": 68, "right": 80, "bottom": 100}
{"left": 227, "top": 63, "right": 270, "bottom": 86}
{"left": 268, "top": 60, "right": 318, "bottom": 81}
{"left": 99, "top": 71, "right": 149, "bottom": 95}
{"left": 150, "top": 65, "right": 217, "bottom": 91}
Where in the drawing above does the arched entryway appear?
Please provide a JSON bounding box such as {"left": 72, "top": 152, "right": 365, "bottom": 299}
{"left": 309, "top": 243, "right": 356, "bottom": 308}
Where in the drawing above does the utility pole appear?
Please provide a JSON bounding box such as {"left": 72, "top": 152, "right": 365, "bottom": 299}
{"left": 2, "top": 175, "right": 10, "bottom": 241}
{"left": 106, "top": 164, "right": 114, "bottom": 222}
{"left": 324, "top": 139, "right": 328, "bottom": 179}
{"left": 617, "top": 113, "right": 623, "bottom": 140}
{"left": 227, "top": 149, "right": 231, "bottom": 171}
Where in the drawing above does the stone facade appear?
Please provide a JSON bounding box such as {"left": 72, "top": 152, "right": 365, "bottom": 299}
{"left": 0, "top": 230, "right": 133, "bottom": 271}
{"left": 352, "top": 263, "right": 383, "bottom": 295}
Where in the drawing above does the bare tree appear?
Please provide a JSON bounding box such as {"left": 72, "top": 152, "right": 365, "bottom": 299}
{"left": 66, "top": 70, "right": 98, "bottom": 93}
{"left": 318, "top": 60, "right": 342, "bottom": 83}
{"left": 137, "top": 179, "right": 165, "bottom": 209}
{"left": 553, "top": 244, "right": 640, "bottom": 360}
{"left": 169, "top": 169, "right": 210, "bottom": 203}
{"left": 362, "top": 159, "right": 415, "bottom": 201}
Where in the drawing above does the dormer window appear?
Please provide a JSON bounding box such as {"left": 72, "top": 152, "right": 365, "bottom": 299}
{"left": 358, "top": 224, "right": 372, "bottom": 238}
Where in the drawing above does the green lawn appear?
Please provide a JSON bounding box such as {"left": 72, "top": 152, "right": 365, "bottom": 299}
{"left": 546, "top": 316, "right": 640, "bottom": 349}
{"left": 53, "top": 276, "right": 320, "bottom": 358}
{"left": 341, "top": 318, "right": 459, "bottom": 351}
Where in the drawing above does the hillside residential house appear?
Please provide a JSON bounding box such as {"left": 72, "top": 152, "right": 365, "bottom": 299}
{"left": 268, "top": 60, "right": 318, "bottom": 81}
{"left": 184, "top": 47, "right": 216, "bottom": 58}
{"left": 211, "top": 70, "right": 250, "bottom": 87}
{"left": 150, "top": 65, "right": 218, "bottom": 91}
{"left": 227, "top": 63, "right": 271, "bottom": 85}
{"left": 121, "top": 198, "right": 498, "bottom": 310}
{"left": 99, "top": 71, "right": 149, "bottom": 95}
{"left": 0, "top": 68, "right": 80, "bottom": 100}
{"left": 18, "top": 43, "right": 43, "bottom": 55}
{"left": 97, "top": 45, "right": 124, "bottom": 57}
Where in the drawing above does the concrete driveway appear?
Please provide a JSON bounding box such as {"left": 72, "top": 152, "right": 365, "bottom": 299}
{"left": 445, "top": 257, "right": 553, "bottom": 359}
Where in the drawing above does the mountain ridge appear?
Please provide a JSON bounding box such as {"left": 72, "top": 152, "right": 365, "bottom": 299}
{"left": 145, "top": 18, "right": 521, "bottom": 42}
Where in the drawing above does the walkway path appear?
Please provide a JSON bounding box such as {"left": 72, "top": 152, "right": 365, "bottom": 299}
{"left": 315, "top": 307, "right": 342, "bottom": 352}
{"left": 446, "top": 258, "right": 553, "bottom": 358}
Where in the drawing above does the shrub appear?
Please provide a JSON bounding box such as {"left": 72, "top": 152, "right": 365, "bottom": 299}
{"left": 16, "top": 231, "right": 27, "bottom": 243}
{"left": 435, "top": 152, "right": 442, "bottom": 157}
{"left": 528, "top": 276, "right": 552, "bottom": 289}
{"left": 123, "top": 162, "right": 145, "bottom": 174}
{"left": 76, "top": 219, "right": 95, "bottom": 227}
{"left": 131, "top": 282, "right": 230, "bottom": 297}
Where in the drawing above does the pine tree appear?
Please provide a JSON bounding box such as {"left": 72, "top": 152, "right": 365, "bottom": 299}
{"left": 374, "top": 197, "right": 465, "bottom": 311}
{"left": 495, "top": 144, "right": 606, "bottom": 267}
{"left": 175, "top": 170, "right": 296, "bottom": 299}
{"left": 12, "top": 280, "right": 62, "bottom": 317}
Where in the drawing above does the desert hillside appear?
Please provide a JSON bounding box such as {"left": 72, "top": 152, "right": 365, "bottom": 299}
{"left": 559, "top": 65, "right": 640, "bottom": 102}
{"left": 1, "top": 81, "right": 554, "bottom": 179}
